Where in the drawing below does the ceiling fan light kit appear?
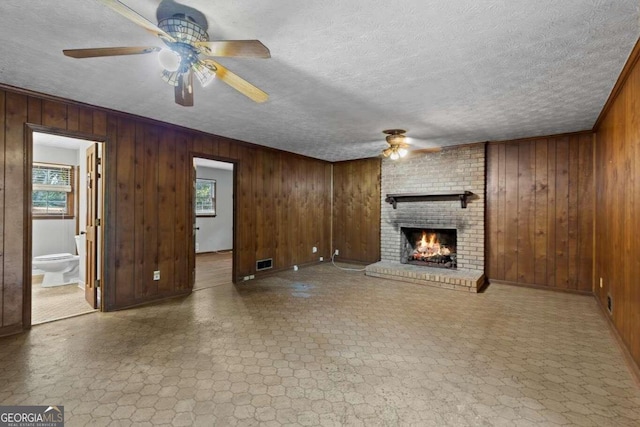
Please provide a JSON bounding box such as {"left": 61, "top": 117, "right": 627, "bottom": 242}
{"left": 62, "top": 0, "right": 271, "bottom": 106}
{"left": 382, "top": 129, "right": 410, "bottom": 160}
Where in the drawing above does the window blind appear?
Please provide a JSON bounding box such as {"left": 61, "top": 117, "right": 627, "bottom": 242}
{"left": 32, "top": 163, "right": 72, "bottom": 192}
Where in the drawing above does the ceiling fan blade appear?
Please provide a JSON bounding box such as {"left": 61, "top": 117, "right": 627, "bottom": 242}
{"left": 196, "top": 40, "right": 271, "bottom": 58}
{"left": 204, "top": 60, "right": 268, "bottom": 103}
{"left": 414, "top": 146, "right": 442, "bottom": 153}
{"left": 98, "top": 0, "right": 176, "bottom": 42}
{"left": 63, "top": 46, "right": 160, "bottom": 58}
{"left": 407, "top": 138, "right": 442, "bottom": 152}
{"left": 175, "top": 70, "right": 194, "bottom": 106}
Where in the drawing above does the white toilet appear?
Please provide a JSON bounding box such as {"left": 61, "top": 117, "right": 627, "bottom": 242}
{"left": 32, "top": 235, "right": 82, "bottom": 287}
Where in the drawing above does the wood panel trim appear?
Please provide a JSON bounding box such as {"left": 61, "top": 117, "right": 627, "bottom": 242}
{"left": 487, "top": 130, "right": 594, "bottom": 146}
{"left": 593, "top": 36, "right": 640, "bottom": 131}
{"left": 487, "top": 279, "right": 593, "bottom": 296}
{"left": 22, "top": 126, "right": 33, "bottom": 329}
{"left": 75, "top": 165, "right": 80, "bottom": 235}
{"left": 25, "top": 124, "right": 107, "bottom": 145}
{"left": 0, "top": 324, "right": 23, "bottom": 338}
{"left": 591, "top": 133, "right": 597, "bottom": 294}
{"left": 106, "top": 290, "right": 192, "bottom": 312}
{"left": 415, "top": 140, "right": 486, "bottom": 154}
{"left": 595, "top": 296, "right": 640, "bottom": 387}
{"left": 242, "top": 259, "right": 328, "bottom": 282}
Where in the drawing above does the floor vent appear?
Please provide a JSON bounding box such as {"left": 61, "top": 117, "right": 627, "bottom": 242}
{"left": 256, "top": 258, "right": 273, "bottom": 271}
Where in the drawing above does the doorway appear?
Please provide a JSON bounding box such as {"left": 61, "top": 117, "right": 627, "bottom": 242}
{"left": 192, "top": 157, "right": 235, "bottom": 290}
{"left": 27, "top": 129, "right": 105, "bottom": 325}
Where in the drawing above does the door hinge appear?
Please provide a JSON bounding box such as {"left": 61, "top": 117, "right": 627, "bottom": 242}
{"left": 96, "top": 279, "right": 100, "bottom": 288}
{"left": 96, "top": 218, "right": 101, "bottom": 226}
{"left": 97, "top": 157, "right": 102, "bottom": 165}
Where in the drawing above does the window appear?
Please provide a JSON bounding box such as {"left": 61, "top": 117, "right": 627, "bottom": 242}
{"left": 195, "top": 178, "right": 216, "bottom": 216}
{"left": 32, "top": 162, "right": 74, "bottom": 218}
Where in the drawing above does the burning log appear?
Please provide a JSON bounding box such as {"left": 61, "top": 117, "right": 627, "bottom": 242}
{"left": 406, "top": 230, "right": 457, "bottom": 269}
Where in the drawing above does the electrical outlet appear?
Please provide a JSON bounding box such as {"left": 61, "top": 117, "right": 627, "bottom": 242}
{"left": 153, "top": 270, "right": 160, "bottom": 281}
{"left": 249, "top": 275, "right": 255, "bottom": 279}
{"left": 243, "top": 276, "right": 250, "bottom": 281}
{"left": 599, "top": 277, "right": 603, "bottom": 288}
{"left": 334, "top": 249, "right": 339, "bottom": 256}
{"left": 312, "top": 246, "right": 318, "bottom": 253}
{"left": 293, "top": 265, "right": 299, "bottom": 271}
{"left": 319, "top": 256, "right": 324, "bottom": 262}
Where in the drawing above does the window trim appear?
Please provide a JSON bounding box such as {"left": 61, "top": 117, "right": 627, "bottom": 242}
{"left": 32, "top": 162, "right": 75, "bottom": 220}
{"left": 195, "top": 178, "right": 217, "bottom": 217}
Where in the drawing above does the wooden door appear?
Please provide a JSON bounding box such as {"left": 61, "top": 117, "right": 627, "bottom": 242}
{"left": 189, "top": 160, "right": 197, "bottom": 288}
{"left": 85, "top": 143, "right": 99, "bottom": 308}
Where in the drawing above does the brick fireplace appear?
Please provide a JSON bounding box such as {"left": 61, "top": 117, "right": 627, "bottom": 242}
{"left": 365, "top": 144, "right": 486, "bottom": 292}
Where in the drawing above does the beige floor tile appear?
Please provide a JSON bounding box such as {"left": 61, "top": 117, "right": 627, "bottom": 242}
{"left": 1, "top": 262, "right": 639, "bottom": 426}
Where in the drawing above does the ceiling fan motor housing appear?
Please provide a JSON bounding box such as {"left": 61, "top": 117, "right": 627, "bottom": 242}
{"left": 383, "top": 129, "right": 408, "bottom": 147}
{"left": 159, "top": 14, "right": 209, "bottom": 45}
{"left": 158, "top": 14, "right": 209, "bottom": 81}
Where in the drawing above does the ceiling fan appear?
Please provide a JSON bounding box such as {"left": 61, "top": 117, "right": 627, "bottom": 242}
{"left": 63, "top": 0, "right": 270, "bottom": 106}
{"left": 380, "top": 129, "right": 441, "bottom": 160}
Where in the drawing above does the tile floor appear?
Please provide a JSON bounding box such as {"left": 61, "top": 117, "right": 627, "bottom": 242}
{"left": 1, "top": 264, "right": 639, "bottom": 426}
{"left": 31, "top": 281, "right": 97, "bottom": 325}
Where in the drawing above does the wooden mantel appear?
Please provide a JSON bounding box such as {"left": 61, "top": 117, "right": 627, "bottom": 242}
{"left": 385, "top": 191, "right": 473, "bottom": 209}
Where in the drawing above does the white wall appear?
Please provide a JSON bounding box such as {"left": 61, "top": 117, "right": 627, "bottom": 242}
{"left": 32, "top": 145, "right": 78, "bottom": 257}
{"left": 195, "top": 165, "right": 233, "bottom": 252}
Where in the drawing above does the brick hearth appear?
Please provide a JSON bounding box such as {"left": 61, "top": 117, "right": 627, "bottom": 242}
{"left": 365, "top": 260, "right": 485, "bottom": 292}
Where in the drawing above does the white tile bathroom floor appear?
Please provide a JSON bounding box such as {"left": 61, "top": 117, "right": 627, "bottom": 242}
{"left": 31, "top": 280, "right": 97, "bottom": 325}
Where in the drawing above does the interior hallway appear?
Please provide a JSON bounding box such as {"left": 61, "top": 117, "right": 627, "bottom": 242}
{"left": 1, "top": 263, "right": 639, "bottom": 426}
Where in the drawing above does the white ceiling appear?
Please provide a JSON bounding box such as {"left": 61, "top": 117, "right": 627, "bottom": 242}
{"left": 1, "top": 1, "right": 638, "bottom": 161}
{"left": 33, "top": 133, "right": 98, "bottom": 150}
{"left": 194, "top": 158, "right": 233, "bottom": 170}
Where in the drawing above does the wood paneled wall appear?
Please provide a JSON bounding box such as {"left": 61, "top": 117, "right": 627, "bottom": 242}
{"left": 0, "top": 87, "right": 331, "bottom": 335}
{"left": 486, "top": 134, "right": 594, "bottom": 292}
{"left": 332, "top": 158, "right": 381, "bottom": 263}
{"left": 593, "top": 39, "right": 640, "bottom": 370}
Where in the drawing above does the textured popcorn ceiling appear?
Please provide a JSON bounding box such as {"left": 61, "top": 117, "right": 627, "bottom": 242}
{"left": 0, "top": 1, "right": 638, "bottom": 161}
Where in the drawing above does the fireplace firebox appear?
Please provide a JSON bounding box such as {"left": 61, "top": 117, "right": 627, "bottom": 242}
{"left": 401, "top": 227, "right": 457, "bottom": 269}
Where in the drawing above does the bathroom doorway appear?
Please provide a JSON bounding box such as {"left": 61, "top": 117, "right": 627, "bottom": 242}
{"left": 28, "top": 130, "right": 105, "bottom": 325}
{"left": 191, "top": 156, "right": 235, "bottom": 291}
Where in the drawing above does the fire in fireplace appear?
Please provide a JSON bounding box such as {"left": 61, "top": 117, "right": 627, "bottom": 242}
{"left": 401, "top": 227, "right": 457, "bottom": 269}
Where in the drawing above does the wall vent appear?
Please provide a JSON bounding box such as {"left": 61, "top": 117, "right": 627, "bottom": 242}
{"left": 256, "top": 258, "right": 273, "bottom": 271}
